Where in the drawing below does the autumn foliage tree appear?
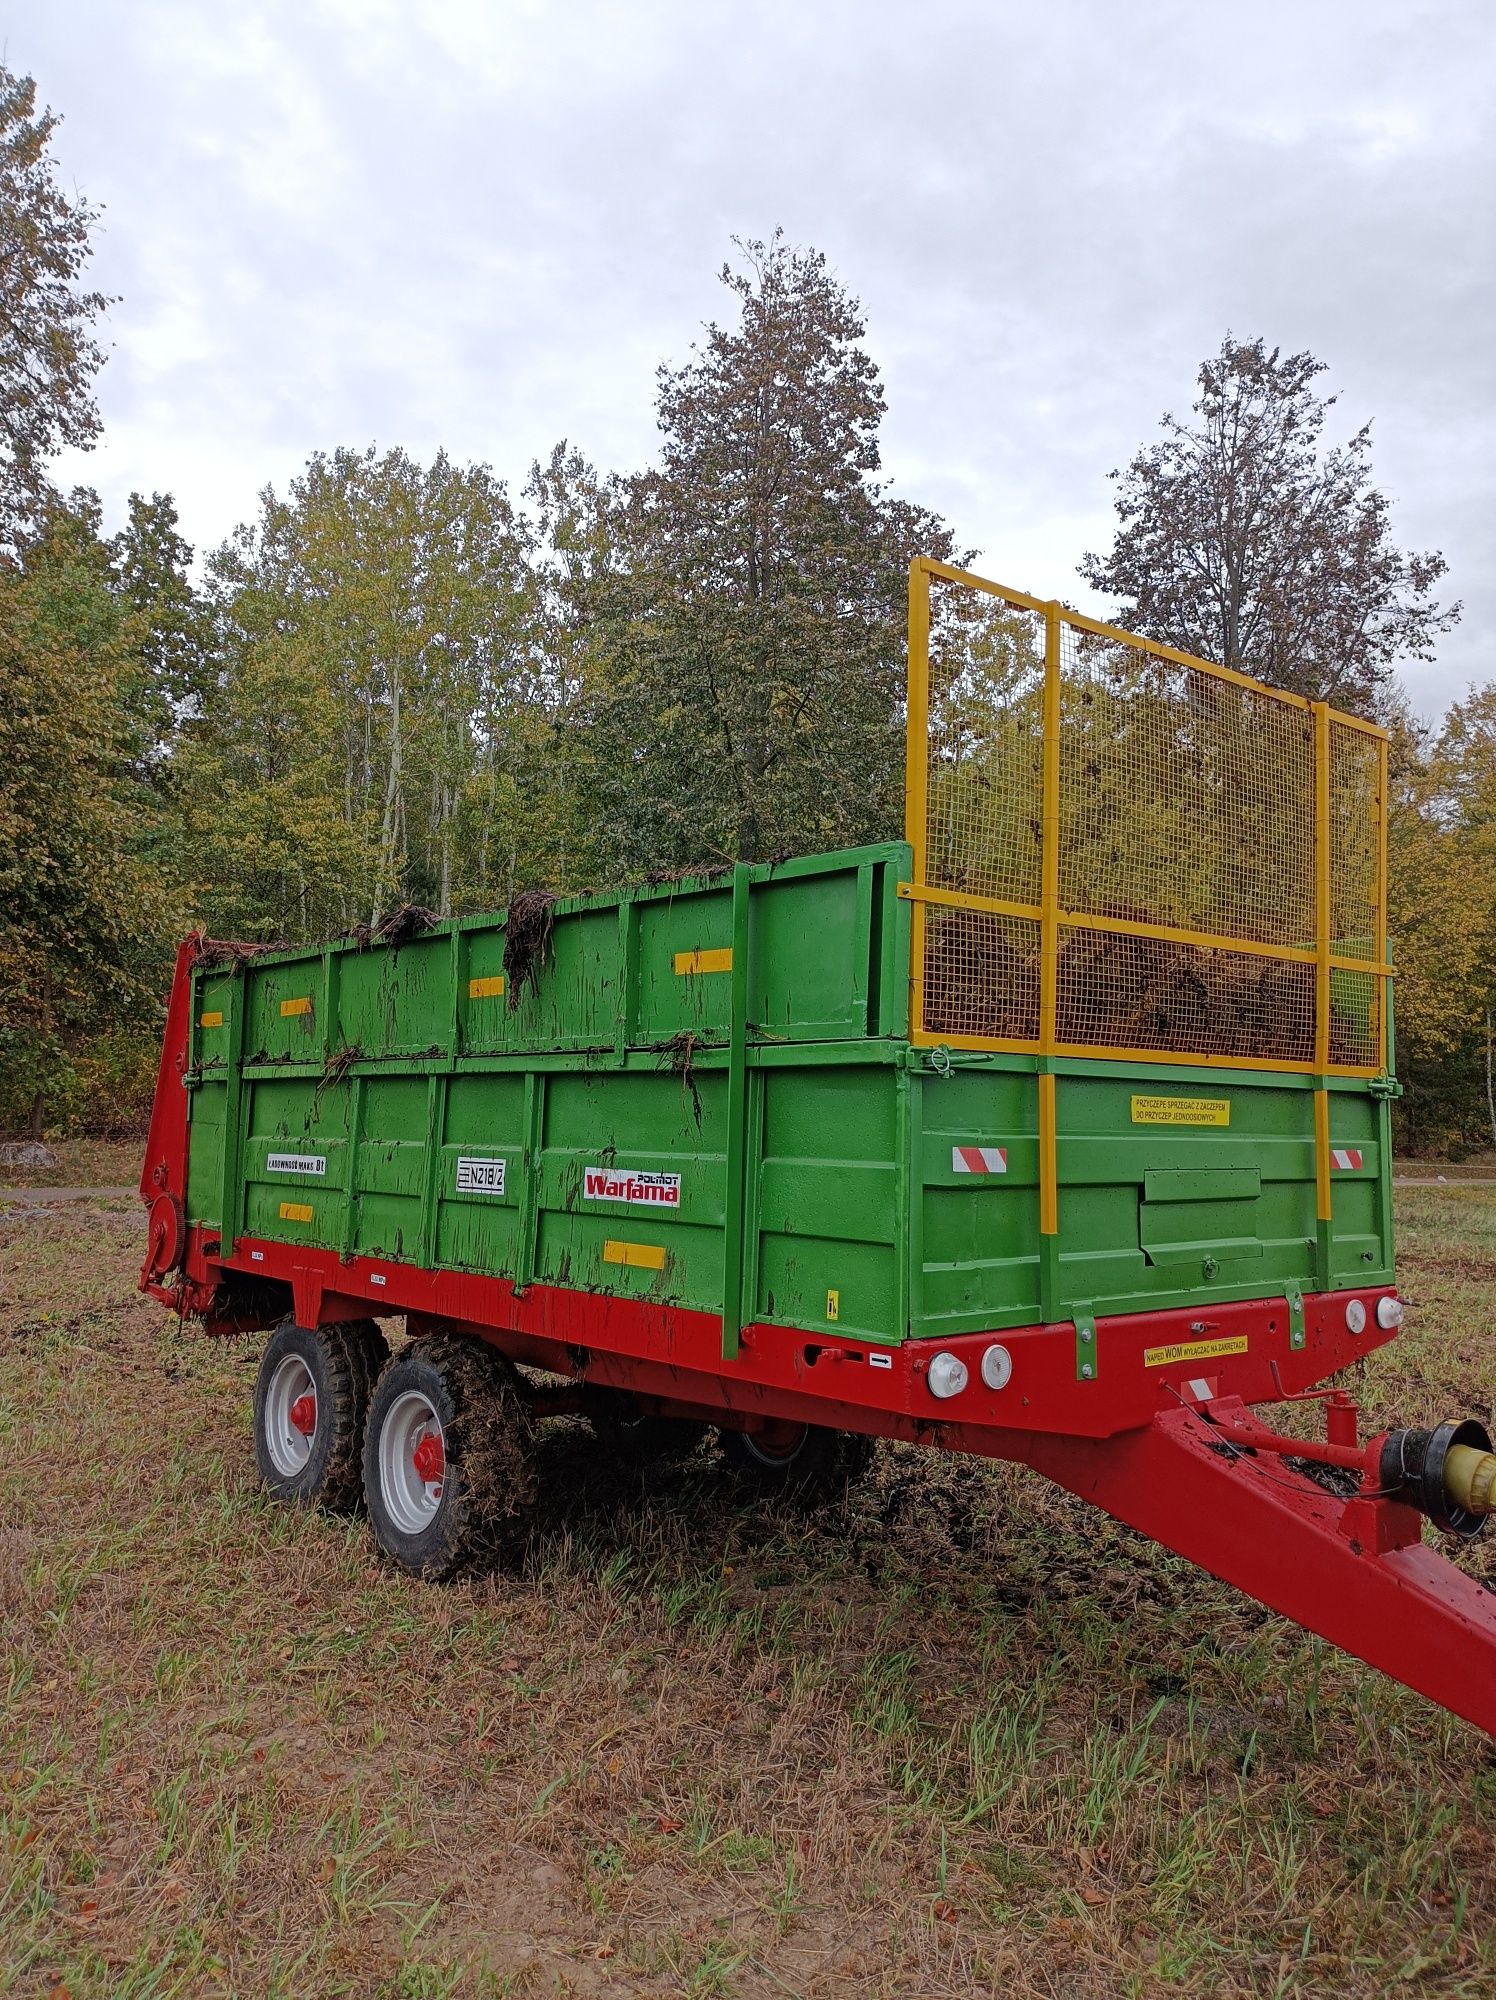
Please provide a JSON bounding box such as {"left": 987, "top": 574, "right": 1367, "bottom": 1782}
{"left": 0, "top": 502, "right": 178, "bottom": 1133}
{"left": 181, "top": 447, "right": 545, "bottom": 939}
{"left": 1388, "top": 691, "right": 1496, "bottom": 1151}
{"left": 578, "top": 234, "right": 956, "bottom": 870}
{"left": 1080, "top": 338, "right": 1458, "bottom": 716}
{"left": 0, "top": 68, "right": 182, "bottom": 1133}
{"left": 0, "top": 66, "right": 110, "bottom": 552}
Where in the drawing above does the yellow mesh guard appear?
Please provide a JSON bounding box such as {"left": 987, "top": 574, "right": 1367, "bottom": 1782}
{"left": 904, "top": 559, "right": 1391, "bottom": 1075}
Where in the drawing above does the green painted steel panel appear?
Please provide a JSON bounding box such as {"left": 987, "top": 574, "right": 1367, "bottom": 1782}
{"left": 183, "top": 841, "right": 1396, "bottom": 1341}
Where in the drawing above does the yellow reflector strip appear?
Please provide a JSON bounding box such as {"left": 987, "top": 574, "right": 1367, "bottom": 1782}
{"left": 279, "top": 1201, "right": 314, "bottom": 1223}
{"left": 199, "top": 1010, "right": 223, "bottom": 1028}
{"left": 603, "top": 1239, "right": 666, "bottom": 1271}
{"left": 279, "top": 996, "right": 312, "bottom": 1017}
{"left": 468, "top": 974, "right": 506, "bottom": 999}
{"left": 1131, "top": 1095, "right": 1230, "bottom": 1127}
{"left": 674, "top": 947, "right": 733, "bottom": 976}
{"left": 1144, "top": 1335, "right": 1248, "bottom": 1367}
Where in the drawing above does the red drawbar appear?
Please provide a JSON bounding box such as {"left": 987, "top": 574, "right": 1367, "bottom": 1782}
{"left": 1025, "top": 1403, "right": 1496, "bottom": 1740}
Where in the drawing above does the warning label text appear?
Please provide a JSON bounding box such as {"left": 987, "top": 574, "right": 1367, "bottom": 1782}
{"left": 1131, "top": 1095, "right": 1231, "bottom": 1127}
{"left": 1144, "top": 1334, "right": 1249, "bottom": 1367}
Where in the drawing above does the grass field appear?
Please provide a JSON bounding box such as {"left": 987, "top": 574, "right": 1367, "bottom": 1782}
{"left": 3, "top": 1185, "right": 1496, "bottom": 1998}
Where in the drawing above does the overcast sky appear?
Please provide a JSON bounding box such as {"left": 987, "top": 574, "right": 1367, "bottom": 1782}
{"left": 9, "top": 0, "right": 1493, "bottom": 718}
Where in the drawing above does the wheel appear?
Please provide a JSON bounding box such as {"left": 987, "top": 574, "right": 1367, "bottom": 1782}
{"left": 717, "top": 1420, "right": 874, "bottom": 1501}
{"left": 253, "top": 1317, "right": 389, "bottom": 1512}
{"left": 363, "top": 1334, "right": 538, "bottom": 1578}
{"left": 585, "top": 1387, "right": 709, "bottom": 1467}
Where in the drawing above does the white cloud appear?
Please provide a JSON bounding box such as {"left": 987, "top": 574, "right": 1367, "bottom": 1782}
{"left": 20, "top": 0, "right": 1494, "bottom": 719}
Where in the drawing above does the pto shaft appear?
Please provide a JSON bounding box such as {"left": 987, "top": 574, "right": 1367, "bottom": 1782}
{"left": 1380, "top": 1419, "right": 1496, "bottom": 1539}
{"left": 1443, "top": 1442, "right": 1496, "bottom": 1518}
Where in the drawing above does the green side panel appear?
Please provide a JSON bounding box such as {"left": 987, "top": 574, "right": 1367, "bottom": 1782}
{"left": 460, "top": 927, "right": 514, "bottom": 1053}
{"left": 245, "top": 962, "right": 326, "bottom": 1064}
{"left": 1327, "top": 1087, "right": 1394, "bottom": 1288}
{"left": 193, "top": 971, "right": 235, "bottom": 1077}
{"left": 337, "top": 935, "right": 452, "bottom": 1058}
{"left": 185, "top": 1078, "right": 225, "bottom": 1227}
{"left": 634, "top": 888, "right": 735, "bottom": 1042}
{"left": 913, "top": 1064, "right": 1393, "bottom": 1337}
{"left": 917, "top": 1069, "right": 1042, "bottom": 1329}
{"left": 751, "top": 868, "right": 874, "bottom": 1039}
{"left": 182, "top": 839, "right": 1394, "bottom": 1341}
{"left": 755, "top": 1065, "right": 899, "bottom": 1344}
{"left": 353, "top": 1076, "right": 430, "bottom": 1260}
{"left": 535, "top": 1069, "right": 728, "bottom": 1309}
{"left": 240, "top": 1075, "right": 350, "bottom": 1251}
{"left": 433, "top": 1075, "right": 526, "bottom": 1274}
{"left": 503, "top": 904, "right": 624, "bottom": 1051}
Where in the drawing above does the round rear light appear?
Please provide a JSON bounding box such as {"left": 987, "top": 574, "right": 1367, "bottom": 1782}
{"left": 981, "top": 1343, "right": 1014, "bottom": 1391}
{"left": 1345, "top": 1299, "right": 1367, "bottom": 1335}
{"left": 1377, "top": 1296, "right": 1405, "bottom": 1330}
{"left": 927, "top": 1352, "right": 969, "bottom": 1400}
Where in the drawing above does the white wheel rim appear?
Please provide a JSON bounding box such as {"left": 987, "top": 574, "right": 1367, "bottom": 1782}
{"left": 379, "top": 1389, "right": 447, "bottom": 1534}
{"left": 742, "top": 1422, "right": 808, "bottom": 1467}
{"left": 264, "top": 1355, "right": 317, "bottom": 1476}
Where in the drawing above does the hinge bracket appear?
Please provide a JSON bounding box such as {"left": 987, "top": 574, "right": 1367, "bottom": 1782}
{"left": 1285, "top": 1284, "right": 1306, "bottom": 1353}
{"left": 1073, "top": 1307, "right": 1098, "bottom": 1382}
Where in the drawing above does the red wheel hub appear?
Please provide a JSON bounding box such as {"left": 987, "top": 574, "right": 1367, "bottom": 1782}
{"left": 412, "top": 1432, "right": 445, "bottom": 1484}
{"left": 289, "top": 1393, "right": 317, "bottom": 1436}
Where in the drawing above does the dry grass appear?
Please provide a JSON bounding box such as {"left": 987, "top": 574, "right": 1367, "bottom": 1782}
{"left": 0, "top": 1142, "right": 142, "bottom": 1190}
{"left": 2, "top": 1192, "right": 1495, "bottom": 1998}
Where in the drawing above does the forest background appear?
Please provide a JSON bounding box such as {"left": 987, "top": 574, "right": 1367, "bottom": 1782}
{"left": 1, "top": 63, "right": 1487, "bottom": 1153}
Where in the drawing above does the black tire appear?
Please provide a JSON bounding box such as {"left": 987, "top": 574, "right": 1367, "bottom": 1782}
{"left": 363, "top": 1334, "right": 538, "bottom": 1579}
{"left": 253, "top": 1316, "right": 389, "bottom": 1512}
{"left": 718, "top": 1420, "right": 874, "bottom": 1501}
{"left": 585, "top": 1387, "right": 709, "bottom": 1467}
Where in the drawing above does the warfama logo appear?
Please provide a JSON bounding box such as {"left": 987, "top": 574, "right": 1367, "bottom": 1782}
{"left": 583, "top": 1168, "right": 681, "bottom": 1207}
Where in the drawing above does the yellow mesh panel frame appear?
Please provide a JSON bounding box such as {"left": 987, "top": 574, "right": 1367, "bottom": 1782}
{"left": 903, "top": 559, "right": 1391, "bottom": 1076}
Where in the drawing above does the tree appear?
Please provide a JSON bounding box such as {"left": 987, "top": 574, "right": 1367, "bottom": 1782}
{"left": 1080, "top": 337, "right": 1458, "bottom": 715}
{"left": 0, "top": 66, "right": 111, "bottom": 550}
{"left": 1385, "top": 687, "right": 1496, "bottom": 1153}
{"left": 110, "top": 490, "right": 213, "bottom": 775}
{"left": 522, "top": 441, "right": 634, "bottom": 889}
{"left": 185, "top": 447, "right": 544, "bottom": 939}
{"left": 0, "top": 499, "right": 176, "bottom": 1132}
{"left": 578, "top": 233, "right": 956, "bottom": 870}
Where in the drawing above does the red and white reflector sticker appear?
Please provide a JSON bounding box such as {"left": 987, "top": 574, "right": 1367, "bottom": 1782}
{"left": 1331, "top": 1149, "right": 1364, "bottom": 1170}
{"left": 1182, "top": 1377, "right": 1218, "bottom": 1406}
{"left": 952, "top": 1146, "right": 1007, "bottom": 1175}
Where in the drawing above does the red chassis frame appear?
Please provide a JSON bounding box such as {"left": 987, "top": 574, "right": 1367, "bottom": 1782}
{"left": 140, "top": 937, "right": 1496, "bottom": 1738}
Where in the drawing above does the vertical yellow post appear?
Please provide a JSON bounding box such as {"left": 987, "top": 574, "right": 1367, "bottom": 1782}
{"left": 1313, "top": 702, "right": 1333, "bottom": 1228}
{"left": 1314, "top": 1085, "right": 1332, "bottom": 1219}
{"left": 1376, "top": 732, "right": 1390, "bottom": 1072}
{"left": 905, "top": 560, "right": 931, "bottom": 1042}
{"left": 1038, "top": 604, "right": 1062, "bottom": 1242}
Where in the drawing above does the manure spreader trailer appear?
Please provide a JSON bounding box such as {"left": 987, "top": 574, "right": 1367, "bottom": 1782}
{"left": 141, "top": 559, "right": 1496, "bottom": 1734}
